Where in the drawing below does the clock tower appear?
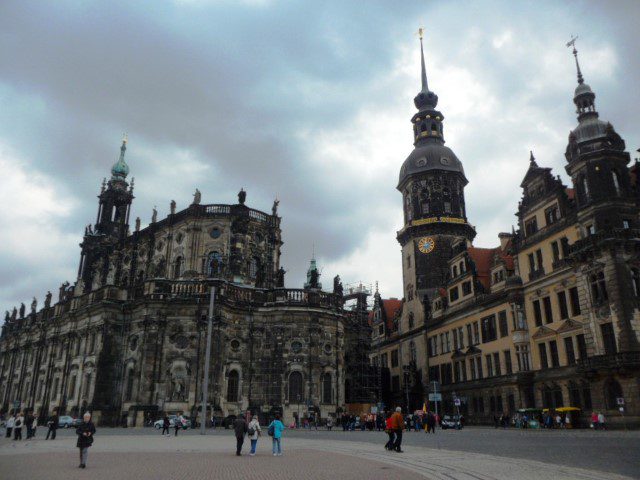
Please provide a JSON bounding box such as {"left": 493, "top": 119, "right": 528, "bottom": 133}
{"left": 397, "top": 32, "right": 476, "bottom": 305}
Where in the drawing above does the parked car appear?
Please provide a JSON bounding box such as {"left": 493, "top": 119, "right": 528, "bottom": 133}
{"left": 441, "top": 415, "right": 462, "bottom": 430}
{"left": 58, "top": 415, "right": 78, "bottom": 428}
{"left": 153, "top": 415, "right": 190, "bottom": 430}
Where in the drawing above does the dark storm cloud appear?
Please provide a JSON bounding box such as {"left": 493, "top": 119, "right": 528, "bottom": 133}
{"left": 0, "top": 0, "right": 639, "bottom": 310}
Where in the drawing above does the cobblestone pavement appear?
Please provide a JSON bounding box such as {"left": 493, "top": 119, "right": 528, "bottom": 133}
{"left": 0, "top": 428, "right": 637, "bottom": 480}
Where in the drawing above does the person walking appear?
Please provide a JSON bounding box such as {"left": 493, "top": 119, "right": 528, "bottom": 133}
{"left": 248, "top": 413, "right": 261, "bottom": 456}
{"left": 590, "top": 411, "right": 598, "bottom": 430}
{"left": 268, "top": 414, "right": 285, "bottom": 456}
{"left": 46, "top": 410, "right": 59, "bottom": 440}
{"left": 426, "top": 412, "right": 436, "bottom": 434}
{"left": 13, "top": 412, "right": 24, "bottom": 440}
{"left": 76, "top": 412, "right": 96, "bottom": 469}
{"left": 326, "top": 416, "right": 333, "bottom": 431}
{"left": 161, "top": 415, "right": 170, "bottom": 436}
{"left": 233, "top": 414, "right": 248, "bottom": 456}
{"left": 390, "top": 407, "right": 405, "bottom": 452}
{"left": 5, "top": 413, "right": 14, "bottom": 439}
{"left": 597, "top": 412, "right": 606, "bottom": 430}
{"left": 174, "top": 414, "right": 183, "bottom": 436}
{"left": 384, "top": 412, "right": 395, "bottom": 450}
{"left": 25, "top": 412, "right": 35, "bottom": 439}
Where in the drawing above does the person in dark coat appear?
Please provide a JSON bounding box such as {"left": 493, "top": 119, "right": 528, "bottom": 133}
{"left": 76, "top": 412, "right": 96, "bottom": 469}
{"left": 233, "top": 414, "right": 248, "bottom": 456}
{"left": 46, "top": 410, "right": 59, "bottom": 440}
{"left": 161, "top": 415, "right": 170, "bottom": 436}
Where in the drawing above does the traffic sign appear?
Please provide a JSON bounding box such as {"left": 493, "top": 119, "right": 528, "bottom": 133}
{"left": 428, "top": 393, "right": 442, "bottom": 402}
{"left": 454, "top": 398, "right": 461, "bottom": 406}
{"left": 617, "top": 397, "right": 625, "bottom": 405}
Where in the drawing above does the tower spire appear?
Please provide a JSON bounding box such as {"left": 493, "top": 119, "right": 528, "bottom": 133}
{"left": 567, "top": 36, "right": 584, "bottom": 85}
{"left": 418, "top": 27, "right": 428, "bottom": 93}
{"left": 111, "top": 134, "right": 130, "bottom": 180}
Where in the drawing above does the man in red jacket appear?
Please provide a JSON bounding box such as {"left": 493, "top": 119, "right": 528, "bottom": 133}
{"left": 390, "top": 407, "right": 405, "bottom": 452}
{"left": 384, "top": 412, "right": 395, "bottom": 450}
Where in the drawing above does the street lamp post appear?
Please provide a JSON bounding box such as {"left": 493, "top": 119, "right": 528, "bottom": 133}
{"left": 200, "top": 286, "right": 215, "bottom": 435}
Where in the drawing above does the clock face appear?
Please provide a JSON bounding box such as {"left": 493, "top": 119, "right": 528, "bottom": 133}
{"left": 418, "top": 237, "right": 435, "bottom": 254}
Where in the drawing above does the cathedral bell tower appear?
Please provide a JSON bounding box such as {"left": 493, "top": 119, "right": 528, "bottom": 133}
{"left": 77, "top": 136, "right": 134, "bottom": 293}
{"left": 564, "top": 41, "right": 636, "bottom": 233}
{"left": 397, "top": 30, "right": 476, "bottom": 303}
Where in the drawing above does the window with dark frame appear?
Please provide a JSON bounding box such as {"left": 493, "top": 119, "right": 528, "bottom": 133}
{"left": 543, "top": 296, "right": 553, "bottom": 324}
{"left": 538, "top": 343, "right": 549, "bottom": 369}
{"left": 557, "top": 291, "right": 569, "bottom": 320}
{"left": 564, "top": 337, "right": 576, "bottom": 365}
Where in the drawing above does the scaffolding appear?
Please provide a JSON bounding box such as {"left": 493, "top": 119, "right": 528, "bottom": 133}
{"left": 342, "top": 283, "right": 378, "bottom": 406}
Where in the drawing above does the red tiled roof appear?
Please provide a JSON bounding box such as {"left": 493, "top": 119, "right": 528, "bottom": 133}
{"left": 467, "top": 247, "right": 494, "bottom": 290}
{"left": 368, "top": 298, "right": 402, "bottom": 332}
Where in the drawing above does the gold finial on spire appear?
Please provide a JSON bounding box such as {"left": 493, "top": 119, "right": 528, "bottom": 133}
{"left": 417, "top": 27, "right": 424, "bottom": 40}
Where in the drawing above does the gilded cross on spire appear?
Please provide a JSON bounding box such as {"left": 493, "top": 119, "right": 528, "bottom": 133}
{"left": 566, "top": 35, "right": 584, "bottom": 85}
{"left": 416, "top": 26, "right": 428, "bottom": 93}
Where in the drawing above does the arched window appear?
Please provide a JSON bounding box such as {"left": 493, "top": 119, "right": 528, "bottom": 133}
{"left": 410, "top": 341, "right": 417, "bottom": 363}
{"left": 604, "top": 378, "right": 623, "bottom": 410}
{"left": 568, "top": 381, "right": 581, "bottom": 407}
{"left": 249, "top": 257, "right": 260, "bottom": 278}
{"left": 431, "top": 122, "right": 438, "bottom": 133}
{"left": 420, "top": 123, "right": 427, "bottom": 132}
{"left": 288, "top": 371, "right": 303, "bottom": 403}
{"left": 453, "top": 265, "right": 458, "bottom": 277}
{"left": 408, "top": 312, "right": 415, "bottom": 330}
{"left": 460, "top": 261, "right": 465, "bottom": 273}
{"left": 206, "top": 251, "right": 223, "bottom": 277}
{"left": 226, "top": 370, "right": 239, "bottom": 402}
{"left": 322, "top": 373, "right": 332, "bottom": 404}
{"left": 631, "top": 268, "right": 640, "bottom": 297}
{"left": 612, "top": 170, "right": 621, "bottom": 196}
{"left": 84, "top": 373, "right": 92, "bottom": 398}
{"left": 173, "top": 256, "right": 183, "bottom": 279}
{"left": 582, "top": 177, "right": 590, "bottom": 200}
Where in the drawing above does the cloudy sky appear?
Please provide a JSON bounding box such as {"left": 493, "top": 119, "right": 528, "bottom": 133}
{"left": 1, "top": 0, "right": 639, "bottom": 314}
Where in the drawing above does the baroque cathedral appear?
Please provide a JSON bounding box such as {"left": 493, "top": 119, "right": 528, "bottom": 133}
{"left": 371, "top": 34, "right": 640, "bottom": 427}
{"left": 0, "top": 139, "right": 374, "bottom": 426}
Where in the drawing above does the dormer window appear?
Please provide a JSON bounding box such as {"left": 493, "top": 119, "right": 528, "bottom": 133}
{"left": 544, "top": 205, "right": 560, "bottom": 226}
{"left": 452, "top": 265, "right": 458, "bottom": 277}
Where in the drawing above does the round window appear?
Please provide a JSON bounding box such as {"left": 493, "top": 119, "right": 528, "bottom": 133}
{"left": 291, "top": 341, "right": 302, "bottom": 353}
{"left": 440, "top": 157, "right": 450, "bottom": 166}
{"left": 176, "top": 232, "right": 184, "bottom": 244}
{"left": 230, "top": 339, "right": 240, "bottom": 351}
{"left": 175, "top": 336, "right": 188, "bottom": 349}
{"left": 324, "top": 344, "right": 332, "bottom": 355}
{"left": 209, "top": 227, "right": 222, "bottom": 239}
{"left": 129, "top": 336, "right": 138, "bottom": 351}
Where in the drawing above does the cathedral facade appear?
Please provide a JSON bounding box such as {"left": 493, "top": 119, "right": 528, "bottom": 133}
{"left": 372, "top": 37, "right": 640, "bottom": 427}
{"left": 0, "top": 141, "right": 370, "bottom": 426}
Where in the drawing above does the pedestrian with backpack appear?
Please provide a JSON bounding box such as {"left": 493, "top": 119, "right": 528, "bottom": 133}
{"left": 268, "top": 414, "right": 285, "bottom": 456}
{"left": 233, "top": 414, "right": 248, "bottom": 456}
{"left": 247, "top": 412, "right": 261, "bottom": 456}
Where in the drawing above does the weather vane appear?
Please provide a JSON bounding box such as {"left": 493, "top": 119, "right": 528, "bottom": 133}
{"left": 122, "top": 132, "right": 128, "bottom": 144}
{"left": 566, "top": 35, "right": 578, "bottom": 50}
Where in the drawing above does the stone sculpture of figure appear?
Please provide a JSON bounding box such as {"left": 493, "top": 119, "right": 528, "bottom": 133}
{"left": 170, "top": 376, "right": 186, "bottom": 402}
{"left": 151, "top": 207, "right": 158, "bottom": 223}
{"left": 44, "top": 291, "right": 52, "bottom": 309}
{"left": 170, "top": 200, "right": 176, "bottom": 215}
{"left": 135, "top": 217, "right": 141, "bottom": 232}
{"left": 272, "top": 198, "right": 279, "bottom": 216}
{"left": 310, "top": 269, "right": 319, "bottom": 289}
{"left": 30, "top": 297, "right": 37, "bottom": 314}
{"left": 422, "top": 293, "right": 431, "bottom": 321}
{"left": 11, "top": 307, "right": 17, "bottom": 321}
{"left": 276, "top": 267, "right": 286, "bottom": 288}
{"left": 193, "top": 188, "right": 201, "bottom": 205}
{"left": 238, "top": 188, "right": 246, "bottom": 205}
{"left": 59, "top": 281, "right": 70, "bottom": 302}
{"left": 19, "top": 303, "right": 25, "bottom": 319}
{"left": 333, "top": 275, "right": 343, "bottom": 296}
{"left": 4, "top": 311, "right": 9, "bottom": 323}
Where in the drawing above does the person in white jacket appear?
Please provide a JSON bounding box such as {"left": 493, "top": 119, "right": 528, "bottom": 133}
{"left": 247, "top": 413, "right": 261, "bottom": 456}
{"left": 5, "top": 414, "right": 15, "bottom": 438}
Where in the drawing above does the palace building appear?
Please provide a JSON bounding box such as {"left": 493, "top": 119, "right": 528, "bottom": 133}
{"left": 371, "top": 36, "right": 640, "bottom": 426}
{"left": 0, "top": 141, "right": 375, "bottom": 426}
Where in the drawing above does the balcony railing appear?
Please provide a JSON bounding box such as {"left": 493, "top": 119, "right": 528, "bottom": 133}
{"left": 577, "top": 352, "right": 640, "bottom": 371}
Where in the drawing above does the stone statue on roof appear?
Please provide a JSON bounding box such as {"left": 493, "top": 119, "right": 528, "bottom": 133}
{"left": 238, "top": 188, "right": 246, "bottom": 205}
{"left": 45, "top": 291, "right": 52, "bottom": 309}
{"left": 193, "top": 188, "right": 201, "bottom": 205}
{"left": 31, "top": 297, "right": 37, "bottom": 314}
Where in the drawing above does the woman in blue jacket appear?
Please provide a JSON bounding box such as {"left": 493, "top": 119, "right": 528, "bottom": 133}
{"left": 268, "top": 414, "right": 285, "bottom": 456}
